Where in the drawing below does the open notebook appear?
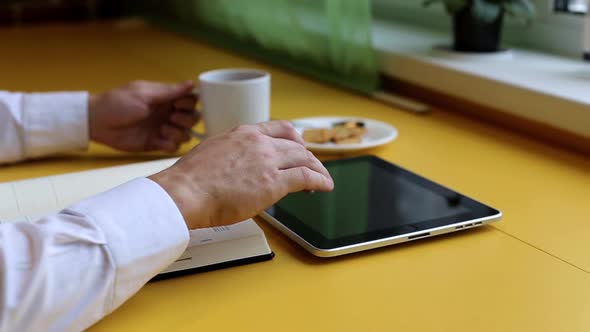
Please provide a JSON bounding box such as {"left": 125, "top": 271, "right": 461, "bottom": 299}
{"left": 0, "top": 158, "right": 274, "bottom": 280}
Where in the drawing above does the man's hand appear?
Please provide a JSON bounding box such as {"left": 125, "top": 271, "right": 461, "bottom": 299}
{"left": 89, "top": 80, "right": 199, "bottom": 152}
{"left": 149, "top": 121, "right": 334, "bottom": 229}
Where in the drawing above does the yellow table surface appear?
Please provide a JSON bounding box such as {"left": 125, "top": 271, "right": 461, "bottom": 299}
{"left": 1, "top": 20, "right": 590, "bottom": 331}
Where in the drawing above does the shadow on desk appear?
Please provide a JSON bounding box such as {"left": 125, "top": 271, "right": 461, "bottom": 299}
{"left": 262, "top": 221, "right": 496, "bottom": 267}
{"left": 432, "top": 109, "right": 590, "bottom": 174}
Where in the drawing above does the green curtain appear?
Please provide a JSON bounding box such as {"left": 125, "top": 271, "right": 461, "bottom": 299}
{"left": 143, "top": 0, "right": 378, "bottom": 93}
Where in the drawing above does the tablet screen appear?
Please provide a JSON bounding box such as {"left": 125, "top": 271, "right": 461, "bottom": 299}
{"left": 265, "top": 156, "right": 499, "bottom": 249}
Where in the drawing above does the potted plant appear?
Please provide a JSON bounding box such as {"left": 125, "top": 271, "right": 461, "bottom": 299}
{"left": 423, "top": 0, "right": 535, "bottom": 52}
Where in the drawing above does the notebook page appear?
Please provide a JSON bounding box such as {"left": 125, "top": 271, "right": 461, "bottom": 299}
{"left": 1, "top": 158, "right": 272, "bottom": 276}
{"left": 0, "top": 158, "right": 178, "bottom": 222}
{"left": 51, "top": 159, "right": 176, "bottom": 209}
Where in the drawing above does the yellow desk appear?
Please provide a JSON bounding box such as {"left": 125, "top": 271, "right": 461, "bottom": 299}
{"left": 1, "top": 21, "right": 590, "bottom": 332}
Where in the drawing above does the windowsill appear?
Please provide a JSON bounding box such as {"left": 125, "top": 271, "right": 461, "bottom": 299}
{"left": 373, "top": 20, "right": 590, "bottom": 138}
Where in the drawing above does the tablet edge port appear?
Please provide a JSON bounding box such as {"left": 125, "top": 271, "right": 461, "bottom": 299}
{"left": 408, "top": 232, "right": 431, "bottom": 240}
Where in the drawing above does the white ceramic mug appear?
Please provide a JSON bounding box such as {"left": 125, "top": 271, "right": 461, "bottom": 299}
{"left": 196, "top": 68, "right": 270, "bottom": 138}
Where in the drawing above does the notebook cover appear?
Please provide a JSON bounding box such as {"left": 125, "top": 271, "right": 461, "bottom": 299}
{"left": 150, "top": 251, "right": 275, "bottom": 281}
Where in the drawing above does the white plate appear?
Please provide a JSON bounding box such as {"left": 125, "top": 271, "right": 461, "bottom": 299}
{"left": 292, "top": 116, "right": 398, "bottom": 154}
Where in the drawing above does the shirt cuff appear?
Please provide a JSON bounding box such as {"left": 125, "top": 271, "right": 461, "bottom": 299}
{"left": 23, "top": 92, "right": 89, "bottom": 159}
{"left": 67, "top": 177, "right": 189, "bottom": 308}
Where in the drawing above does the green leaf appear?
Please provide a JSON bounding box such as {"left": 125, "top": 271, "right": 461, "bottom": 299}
{"left": 423, "top": 0, "right": 535, "bottom": 24}
{"left": 471, "top": 0, "right": 502, "bottom": 23}
{"left": 502, "top": 0, "right": 536, "bottom": 21}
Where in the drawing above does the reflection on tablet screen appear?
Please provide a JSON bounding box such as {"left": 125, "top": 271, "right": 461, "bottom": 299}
{"left": 277, "top": 160, "right": 470, "bottom": 240}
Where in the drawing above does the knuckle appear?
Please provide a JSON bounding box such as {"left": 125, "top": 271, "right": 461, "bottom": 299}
{"left": 278, "top": 120, "right": 293, "bottom": 130}
{"left": 261, "top": 169, "right": 279, "bottom": 186}
{"left": 256, "top": 121, "right": 270, "bottom": 131}
{"left": 305, "top": 149, "right": 316, "bottom": 162}
{"left": 269, "top": 169, "right": 280, "bottom": 182}
{"left": 258, "top": 147, "right": 274, "bottom": 160}
{"left": 232, "top": 124, "right": 252, "bottom": 133}
{"left": 282, "top": 122, "right": 299, "bottom": 138}
{"left": 248, "top": 131, "right": 266, "bottom": 145}
{"left": 129, "top": 80, "right": 146, "bottom": 89}
{"left": 299, "top": 167, "right": 311, "bottom": 184}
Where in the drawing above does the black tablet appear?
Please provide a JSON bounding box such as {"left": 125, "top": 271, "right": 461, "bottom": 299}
{"left": 260, "top": 155, "right": 501, "bottom": 257}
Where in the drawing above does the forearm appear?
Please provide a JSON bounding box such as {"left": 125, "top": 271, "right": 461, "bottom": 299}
{"left": 0, "top": 178, "right": 189, "bottom": 331}
{"left": 0, "top": 91, "right": 89, "bottom": 164}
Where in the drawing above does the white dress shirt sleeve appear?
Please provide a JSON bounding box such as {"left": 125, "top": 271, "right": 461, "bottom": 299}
{"left": 0, "top": 178, "right": 190, "bottom": 332}
{"left": 0, "top": 91, "right": 89, "bottom": 164}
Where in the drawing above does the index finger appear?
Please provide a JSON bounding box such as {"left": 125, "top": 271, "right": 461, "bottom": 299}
{"left": 280, "top": 167, "right": 334, "bottom": 193}
{"left": 256, "top": 120, "right": 305, "bottom": 146}
{"left": 137, "top": 80, "right": 195, "bottom": 104}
